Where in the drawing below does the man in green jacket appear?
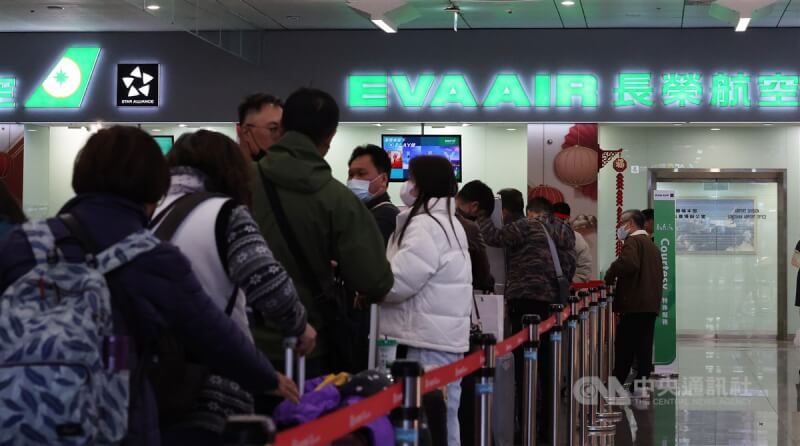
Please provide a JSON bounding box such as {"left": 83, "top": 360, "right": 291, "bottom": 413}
{"left": 249, "top": 88, "right": 394, "bottom": 375}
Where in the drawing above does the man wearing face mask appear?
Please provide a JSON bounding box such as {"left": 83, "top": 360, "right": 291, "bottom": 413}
{"left": 455, "top": 180, "right": 495, "bottom": 292}
{"left": 605, "top": 209, "right": 663, "bottom": 393}
{"left": 347, "top": 144, "right": 399, "bottom": 245}
{"left": 236, "top": 93, "right": 283, "bottom": 162}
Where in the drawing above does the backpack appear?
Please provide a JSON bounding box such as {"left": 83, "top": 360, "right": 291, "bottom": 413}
{"left": 0, "top": 217, "right": 158, "bottom": 445}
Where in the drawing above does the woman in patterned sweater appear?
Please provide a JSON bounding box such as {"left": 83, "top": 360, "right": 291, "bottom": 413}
{"left": 152, "top": 130, "right": 317, "bottom": 445}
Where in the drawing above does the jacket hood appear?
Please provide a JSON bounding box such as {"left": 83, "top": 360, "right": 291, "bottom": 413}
{"left": 257, "top": 131, "right": 332, "bottom": 193}
{"left": 396, "top": 197, "right": 456, "bottom": 229}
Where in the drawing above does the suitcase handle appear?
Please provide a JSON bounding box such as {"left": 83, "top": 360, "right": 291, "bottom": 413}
{"left": 283, "top": 337, "right": 306, "bottom": 397}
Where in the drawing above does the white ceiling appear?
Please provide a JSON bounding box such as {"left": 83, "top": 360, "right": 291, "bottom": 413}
{"left": 2, "top": 0, "right": 799, "bottom": 31}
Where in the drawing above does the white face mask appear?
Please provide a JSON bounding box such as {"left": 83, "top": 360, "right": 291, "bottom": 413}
{"left": 347, "top": 178, "right": 375, "bottom": 203}
{"left": 400, "top": 181, "right": 417, "bottom": 207}
{"left": 617, "top": 225, "right": 630, "bottom": 241}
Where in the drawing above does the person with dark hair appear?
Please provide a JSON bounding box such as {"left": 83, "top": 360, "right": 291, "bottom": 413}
{"left": 605, "top": 209, "right": 663, "bottom": 394}
{"left": 0, "top": 179, "right": 26, "bottom": 238}
{"left": 0, "top": 126, "right": 297, "bottom": 446}
{"left": 642, "top": 208, "right": 655, "bottom": 238}
{"left": 151, "top": 130, "right": 314, "bottom": 444}
{"left": 553, "top": 201, "right": 593, "bottom": 283}
{"left": 455, "top": 180, "right": 495, "bottom": 291}
{"left": 477, "top": 193, "right": 575, "bottom": 443}
{"left": 498, "top": 188, "right": 525, "bottom": 223}
{"left": 250, "top": 88, "right": 393, "bottom": 376}
{"left": 236, "top": 93, "right": 283, "bottom": 161}
{"left": 380, "top": 155, "right": 471, "bottom": 446}
{"left": 347, "top": 144, "right": 398, "bottom": 245}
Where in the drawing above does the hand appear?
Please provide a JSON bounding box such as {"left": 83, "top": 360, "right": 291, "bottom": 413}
{"left": 295, "top": 324, "right": 317, "bottom": 357}
{"left": 272, "top": 373, "right": 300, "bottom": 404}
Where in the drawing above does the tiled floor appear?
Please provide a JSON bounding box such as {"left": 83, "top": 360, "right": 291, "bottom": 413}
{"left": 607, "top": 339, "right": 799, "bottom": 446}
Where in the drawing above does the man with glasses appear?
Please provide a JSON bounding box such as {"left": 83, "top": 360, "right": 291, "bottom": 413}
{"left": 605, "top": 209, "right": 663, "bottom": 395}
{"left": 236, "top": 93, "right": 283, "bottom": 162}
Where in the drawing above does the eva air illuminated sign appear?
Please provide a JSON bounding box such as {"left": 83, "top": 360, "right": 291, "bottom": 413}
{"left": 25, "top": 47, "right": 101, "bottom": 108}
{"left": 348, "top": 72, "right": 800, "bottom": 109}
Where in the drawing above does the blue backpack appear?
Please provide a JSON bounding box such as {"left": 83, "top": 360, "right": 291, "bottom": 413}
{"left": 0, "top": 217, "right": 159, "bottom": 445}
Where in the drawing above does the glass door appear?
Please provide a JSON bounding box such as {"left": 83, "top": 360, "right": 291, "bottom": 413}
{"left": 656, "top": 181, "right": 779, "bottom": 337}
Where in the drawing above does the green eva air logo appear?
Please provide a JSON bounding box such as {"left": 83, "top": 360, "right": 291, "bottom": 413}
{"left": 25, "top": 47, "right": 101, "bottom": 108}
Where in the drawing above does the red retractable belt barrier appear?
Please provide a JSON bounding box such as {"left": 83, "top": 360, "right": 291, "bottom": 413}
{"left": 273, "top": 292, "right": 595, "bottom": 446}
{"left": 571, "top": 280, "right": 605, "bottom": 290}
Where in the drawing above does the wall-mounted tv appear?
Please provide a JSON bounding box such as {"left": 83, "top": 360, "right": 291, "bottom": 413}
{"left": 382, "top": 134, "right": 462, "bottom": 182}
{"left": 153, "top": 135, "right": 174, "bottom": 155}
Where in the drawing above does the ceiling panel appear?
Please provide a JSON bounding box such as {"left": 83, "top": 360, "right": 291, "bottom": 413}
{"left": 0, "top": 0, "right": 798, "bottom": 32}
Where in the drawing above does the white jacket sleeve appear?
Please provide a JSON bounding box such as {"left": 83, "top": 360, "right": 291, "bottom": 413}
{"left": 385, "top": 223, "right": 440, "bottom": 304}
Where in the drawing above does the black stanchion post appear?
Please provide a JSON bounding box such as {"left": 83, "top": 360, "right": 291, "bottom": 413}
{"left": 392, "top": 360, "right": 425, "bottom": 446}
{"left": 473, "top": 333, "right": 497, "bottom": 446}
{"left": 549, "top": 304, "right": 564, "bottom": 446}
{"left": 223, "top": 415, "right": 276, "bottom": 446}
{"left": 566, "top": 294, "right": 581, "bottom": 446}
{"left": 522, "top": 314, "right": 541, "bottom": 446}
{"left": 587, "top": 289, "right": 614, "bottom": 433}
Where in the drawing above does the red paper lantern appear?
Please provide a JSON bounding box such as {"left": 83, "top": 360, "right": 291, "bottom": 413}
{"left": 553, "top": 145, "right": 599, "bottom": 187}
{"left": 528, "top": 184, "right": 565, "bottom": 204}
{"left": 0, "top": 152, "right": 9, "bottom": 179}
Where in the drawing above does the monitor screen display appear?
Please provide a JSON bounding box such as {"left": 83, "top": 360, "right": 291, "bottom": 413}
{"left": 153, "top": 135, "right": 174, "bottom": 155}
{"left": 382, "top": 134, "right": 462, "bottom": 182}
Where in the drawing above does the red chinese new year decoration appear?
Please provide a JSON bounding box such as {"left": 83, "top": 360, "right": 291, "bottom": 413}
{"left": 553, "top": 145, "right": 598, "bottom": 187}
{"left": 561, "top": 124, "right": 601, "bottom": 200}
{"left": 527, "top": 184, "right": 565, "bottom": 204}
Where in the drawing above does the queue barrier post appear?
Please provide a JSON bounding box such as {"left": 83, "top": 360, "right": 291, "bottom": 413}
{"left": 522, "top": 314, "right": 541, "bottom": 446}
{"left": 566, "top": 294, "right": 581, "bottom": 446}
{"left": 473, "top": 333, "right": 497, "bottom": 446}
{"left": 392, "top": 360, "right": 425, "bottom": 446}
{"left": 600, "top": 287, "right": 624, "bottom": 418}
{"left": 586, "top": 289, "right": 615, "bottom": 433}
{"left": 549, "top": 304, "right": 565, "bottom": 446}
{"left": 223, "top": 415, "right": 276, "bottom": 446}
{"left": 577, "top": 292, "right": 591, "bottom": 443}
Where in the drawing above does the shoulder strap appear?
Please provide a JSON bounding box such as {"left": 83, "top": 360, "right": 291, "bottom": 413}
{"left": 537, "top": 221, "right": 564, "bottom": 280}
{"left": 21, "top": 220, "right": 57, "bottom": 265}
{"left": 370, "top": 201, "right": 398, "bottom": 211}
{"left": 150, "top": 192, "right": 225, "bottom": 242}
{"left": 257, "top": 165, "right": 323, "bottom": 296}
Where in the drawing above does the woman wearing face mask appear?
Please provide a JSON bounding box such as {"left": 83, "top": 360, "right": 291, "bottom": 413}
{"left": 379, "top": 155, "right": 472, "bottom": 446}
{"left": 347, "top": 144, "right": 399, "bottom": 246}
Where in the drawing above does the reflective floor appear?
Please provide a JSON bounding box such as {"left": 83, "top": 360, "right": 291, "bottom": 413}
{"left": 609, "top": 339, "right": 799, "bottom": 446}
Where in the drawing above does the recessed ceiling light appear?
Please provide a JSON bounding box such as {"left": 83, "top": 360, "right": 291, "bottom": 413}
{"left": 710, "top": 168, "right": 721, "bottom": 173}
{"left": 371, "top": 17, "right": 397, "bottom": 33}
{"left": 152, "top": 128, "right": 161, "bottom": 132}
{"left": 672, "top": 123, "right": 683, "bottom": 126}
{"left": 710, "top": 128, "right": 721, "bottom": 131}
{"left": 506, "top": 128, "right": 517, "bottom": 131}
{"left": 561, "top": 0, "right": 576, "bottom": 5}
{"left": 372, "top": 123, "right": 382, "bottom": 127}
{"left": 26, "top": 129, "right": 38, "bottom": 132}
{"left": 735, "top": 17, "right": 750, "bottom": 32}
{"left": 462, "top": 123, "right": 471, "bottom": 127}
{"left": 763, "top": 123, "right": 773, "bottom": 126}
{"left": 178, "top": 124, "right": 187, "bottom": 128}
{"left": 146, "top": 4, "right": 161, "bottom": 10}
{"left": 387, "top": 128, "right": 397, "bottom": 131}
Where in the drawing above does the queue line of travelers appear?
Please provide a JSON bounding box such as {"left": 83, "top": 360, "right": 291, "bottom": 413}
{"left": 0, "top": 86, "right": 658, "bottom": 446}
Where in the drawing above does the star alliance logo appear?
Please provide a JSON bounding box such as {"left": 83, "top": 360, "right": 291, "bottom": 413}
{"left": 117, "top": 64, "right": 159, "bottom": 107}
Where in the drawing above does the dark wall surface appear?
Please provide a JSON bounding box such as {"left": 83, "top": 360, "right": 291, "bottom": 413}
{"left": 2, "top": 29, "right": 800, "bottom": 123}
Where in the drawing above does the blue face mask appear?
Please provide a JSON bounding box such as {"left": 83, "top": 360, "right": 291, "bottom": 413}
{"left": 347, "top": 178, "right": 375, "bottom": 203}
{"left": 617, "top": 226, "right": 629, "bottom": 241}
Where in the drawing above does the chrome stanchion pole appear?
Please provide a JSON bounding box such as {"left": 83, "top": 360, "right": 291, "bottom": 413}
{"left": 586, "top": 289, "right": 614, "bottom": 433}
{"left": 549, "top": 304, "right": 564, "bottom": 446}
{"left": 522, "top": 314, "right": 541, "bottom": 446}
{"left": 566, "top": 295, "right": 580, "bottom": 446}
{"left": 392, "top": 360, "right": 424, "bottom": 446}
{"left": 577, "top": 292, "right": 591, "bottom": 444}
{"left": 597, "top": 287, "right": 623, "bottom": 422}
{"left": 475, "top": 333, "right": 497, "bottom": 446}
{"left": 367, "top": 303, "right": 379, "bottom": 370}
{"left": 223, "top": 415, "right": 276, "bottom": 446}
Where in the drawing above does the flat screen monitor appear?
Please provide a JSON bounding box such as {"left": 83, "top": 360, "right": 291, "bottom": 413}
{"left": 382, "top": 134, "right": 462, "bottom": 182}
{"left": 153, "top": 135, "right": 174, "bottom": 155}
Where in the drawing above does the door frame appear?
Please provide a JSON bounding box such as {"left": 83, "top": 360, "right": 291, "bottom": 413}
{"left": 648, "top": 168, "right": 788, "bottom": 340}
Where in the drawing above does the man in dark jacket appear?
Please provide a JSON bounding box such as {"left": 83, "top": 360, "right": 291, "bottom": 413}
{"left": 347, "top": 144, "right": 399, "bottom": 245}
{"left": 455, "top": 180, "right": 495, "bottom": 292}
{"left": 605, "top": 209, "right": 664, "bottom": 388}
{"left": 250, "top": 88, "right": 394, "bottom": 373}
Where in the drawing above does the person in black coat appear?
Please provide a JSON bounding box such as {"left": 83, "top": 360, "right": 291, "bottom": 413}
{"left": 347, "top": 144, "right": 399, "bottom": 246}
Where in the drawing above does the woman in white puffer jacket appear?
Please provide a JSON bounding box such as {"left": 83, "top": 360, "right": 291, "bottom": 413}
{"left": 379, "top": 155, "right": 472, "bottom": 446}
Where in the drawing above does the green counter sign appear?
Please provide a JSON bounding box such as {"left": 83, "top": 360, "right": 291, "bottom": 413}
{"left": 654, "top": 190, "right": 677, "bottom": 367}
{"left": 25, "top": 47, "right": 101, "bottom": 108}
